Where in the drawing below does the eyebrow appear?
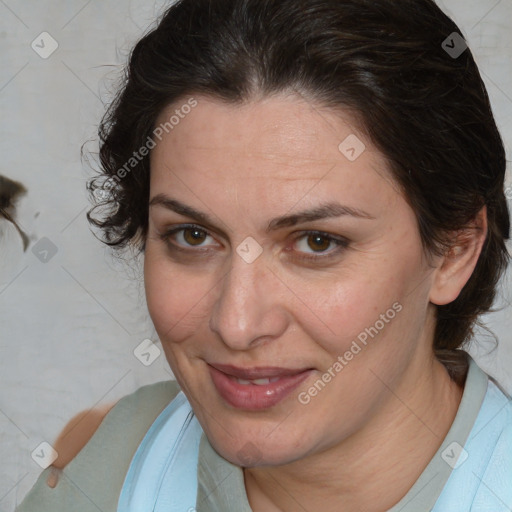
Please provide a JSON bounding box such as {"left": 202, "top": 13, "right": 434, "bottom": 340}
{"left": 149, "top": 194, "right": 374, "bottom": 233}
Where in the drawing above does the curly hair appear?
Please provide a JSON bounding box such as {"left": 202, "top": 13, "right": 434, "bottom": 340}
{"left": 87, "top": 0, "right": 510, "bottom": 373}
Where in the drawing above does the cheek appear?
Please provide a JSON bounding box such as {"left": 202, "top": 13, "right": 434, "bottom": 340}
{"left": 289, "top": 256, "right": 421, "bottom": 363}
{"left": 143, "top": 247, "right": 214, "bottom": 344}
{"left": 295, "top": 280, "right": 395, "bottom": 358}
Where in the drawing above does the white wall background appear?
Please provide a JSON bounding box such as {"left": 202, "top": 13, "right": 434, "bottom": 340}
{"left": 0, "top": 0, "right": 511, "bottom": 510}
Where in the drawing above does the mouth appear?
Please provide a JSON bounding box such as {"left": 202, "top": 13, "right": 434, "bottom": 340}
{"left": 208, "top": 363, "right": 314, "bottom": 410}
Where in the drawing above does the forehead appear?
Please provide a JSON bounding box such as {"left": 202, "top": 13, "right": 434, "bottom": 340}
{"left": 150, "top": 93, "right": 399, "bottom": 209}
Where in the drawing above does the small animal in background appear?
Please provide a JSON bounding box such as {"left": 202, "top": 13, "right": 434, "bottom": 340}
{"left": 0, "top": 174, "right": 29, "bottom": 251}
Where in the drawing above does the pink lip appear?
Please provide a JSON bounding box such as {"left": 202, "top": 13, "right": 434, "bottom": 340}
{"left": 208, "top": 363, "right": 314, "bottom": 410}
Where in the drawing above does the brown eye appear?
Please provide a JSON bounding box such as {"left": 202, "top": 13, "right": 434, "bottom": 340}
{"left": 183, "top": 228, "right": 208, "bottom": 246}
{"left": 161, "top": 226, "right": 216, "bottom": 249}
{"left": 307, "top": 234, "right": 331, "bottom": 252}
{"left": 292, "top": 231, "right": 348, "bottom": 260}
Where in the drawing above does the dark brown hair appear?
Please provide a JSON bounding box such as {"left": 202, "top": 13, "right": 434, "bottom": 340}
{"left": 87, "top": 0, "right": 510, "bottom": 371}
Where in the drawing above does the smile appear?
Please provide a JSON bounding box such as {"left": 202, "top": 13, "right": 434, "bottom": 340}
{"left": 208, "top": 363, "right": 314, "bottom": 410}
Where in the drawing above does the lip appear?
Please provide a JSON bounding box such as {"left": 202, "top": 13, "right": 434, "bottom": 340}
{"left": 208, "top": 363, "right": 314, "bottom": 410}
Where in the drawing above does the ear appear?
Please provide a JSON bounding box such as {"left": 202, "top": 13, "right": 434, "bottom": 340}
{"left": 429, "top": 206, "right": 488, "bottom": 306}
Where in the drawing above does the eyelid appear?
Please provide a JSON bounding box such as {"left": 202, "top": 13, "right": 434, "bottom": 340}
{"left": 292, "top": 230, "right": 349, "bottom": 246}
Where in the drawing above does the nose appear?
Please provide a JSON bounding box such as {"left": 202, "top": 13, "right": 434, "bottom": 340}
{"left": 209, "top": 250, "right": 289, "bottom": 351}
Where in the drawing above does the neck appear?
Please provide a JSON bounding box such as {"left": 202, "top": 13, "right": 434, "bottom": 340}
{"left": 244, "top": 353, "right": 464, "bottom": 512}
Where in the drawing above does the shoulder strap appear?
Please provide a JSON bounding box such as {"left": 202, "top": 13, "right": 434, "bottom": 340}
{"left": 16, "top": 380, "right": 181, "bottom": 512}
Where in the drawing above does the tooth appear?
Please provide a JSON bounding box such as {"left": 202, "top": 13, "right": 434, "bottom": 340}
{"left": 235, "top": 377, "right": 282, "bottom": 385}
{"left": 252, "top": 378, "right": 271, "bottom": 385}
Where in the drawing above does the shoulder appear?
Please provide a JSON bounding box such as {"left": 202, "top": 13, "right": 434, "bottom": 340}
{"left": 48, "top": 379, "right": 181, "bottom": 487}
{"left": 50, "top": 403, "right": 116, "bottom": 473}
{"left": 99, "top": 378, "right": 181, "bottom": 425}
{"left": 16, "top": 379, "right": 182, "bottom": 511}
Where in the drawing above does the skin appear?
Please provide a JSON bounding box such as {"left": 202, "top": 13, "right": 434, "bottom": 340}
{"left": 144, "top": 93, "right": 487, "bottom": 512}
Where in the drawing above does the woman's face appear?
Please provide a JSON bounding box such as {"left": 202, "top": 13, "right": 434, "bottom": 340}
{"left": 144, "top": 93, "right": 439, "bottom": 466}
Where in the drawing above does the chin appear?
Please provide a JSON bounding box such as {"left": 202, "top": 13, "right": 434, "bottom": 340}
{"left": 207, "top": 424, "right": 311, "bottom": 468}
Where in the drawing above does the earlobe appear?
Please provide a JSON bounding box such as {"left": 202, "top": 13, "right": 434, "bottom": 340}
{"left": 429, "top": 206, "right": 488, "bottom": 306}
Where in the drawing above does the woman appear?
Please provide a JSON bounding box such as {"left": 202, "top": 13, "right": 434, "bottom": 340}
{"left": 16, "top": 0, "right": 512, "bottom": 510}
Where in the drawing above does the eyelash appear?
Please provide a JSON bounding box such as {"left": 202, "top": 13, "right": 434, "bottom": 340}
{"left": 158, "top": 224, "right": 349, "bottom": 261}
